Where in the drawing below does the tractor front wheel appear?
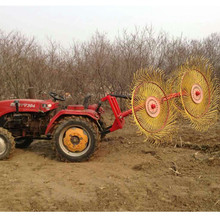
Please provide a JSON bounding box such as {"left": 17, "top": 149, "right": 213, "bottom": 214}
{"left": 52, "top": 117, "right": 100, "bottom": 162}
{"left": 0, "top": 128, "right": 15, "bottom": 160}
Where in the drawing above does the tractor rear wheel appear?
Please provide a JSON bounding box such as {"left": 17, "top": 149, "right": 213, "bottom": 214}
{"left": 52, "top": 116, "right": 100, "bottom": 162}
{"left": 15, "top": 137, "right": 33, "bottom": 149}
{"left": 0, "top": 127, "right": 15, "bottom": 160}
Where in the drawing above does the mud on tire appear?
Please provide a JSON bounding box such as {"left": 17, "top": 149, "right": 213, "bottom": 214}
{"left": 0, "top": 127, "right": 15, "bottom": 160}
{"left": 51, "top": 116, "right": 100, "bottom": 162}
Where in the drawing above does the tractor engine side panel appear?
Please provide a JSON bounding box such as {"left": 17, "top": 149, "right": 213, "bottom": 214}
{"left": 1, "top": 112, "right": 51, "bottom": 138}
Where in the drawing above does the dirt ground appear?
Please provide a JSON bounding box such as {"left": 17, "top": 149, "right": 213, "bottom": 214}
{"left": 0, "top": 112, "right": 220, "bottom": 212}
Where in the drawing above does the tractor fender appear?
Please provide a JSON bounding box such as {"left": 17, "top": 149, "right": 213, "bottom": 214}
{"left": 45, "top": 109, "right": 100, "bottom": 135}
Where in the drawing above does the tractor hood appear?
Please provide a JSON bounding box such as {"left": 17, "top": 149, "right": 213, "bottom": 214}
{"left": 0, "top": 99, "right": 58, "bottom": 117}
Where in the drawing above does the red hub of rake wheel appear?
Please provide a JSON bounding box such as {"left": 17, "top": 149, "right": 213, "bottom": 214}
{"left": 191, "top": 83, "right": 203, "bottom": 104}
{"left": 151, "top": 104, "right": 156, "bottom": 109}
{"left": 145, "top": 96, "right": 161, "bottom": 118}
{"left": 195, "top": 91, "right": 200, "bottom": 96}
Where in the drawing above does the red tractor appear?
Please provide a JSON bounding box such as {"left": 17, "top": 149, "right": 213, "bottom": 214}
{"left": 0, "top": 92, "right": 131, "bottom": 162}
{"left": 0, "top": 57, "right": 219, "bottom": 162}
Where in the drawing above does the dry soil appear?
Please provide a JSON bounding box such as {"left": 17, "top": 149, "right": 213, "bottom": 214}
{"left": 0, "top": 112, "right": 219, "bottom": 211}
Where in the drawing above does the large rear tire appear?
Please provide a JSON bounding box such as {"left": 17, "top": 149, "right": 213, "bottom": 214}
{"left": 52, "top": 117, "right": 100, "bottom": 162}
{"left": 0, "top": 127, "right": 15, "bottom": 160}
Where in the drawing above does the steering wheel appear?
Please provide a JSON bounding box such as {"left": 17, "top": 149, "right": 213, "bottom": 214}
{"left": 49, "top": 92, "right": 66, "bottom": 101}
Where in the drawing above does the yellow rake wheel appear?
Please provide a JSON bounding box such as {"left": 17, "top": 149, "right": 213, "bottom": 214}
{"left": 180, "top": 70, "right": 210, "bottom": 118}
{"left": 131, "top": 67, "right": 177, "bottom": 142}
{"left": 176, "top": 57, "right": 219, "bottom": 131}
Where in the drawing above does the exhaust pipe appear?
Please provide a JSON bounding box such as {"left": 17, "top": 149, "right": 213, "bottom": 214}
{"left": 27, "top": 87, "right": 36, "bottom": 99}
